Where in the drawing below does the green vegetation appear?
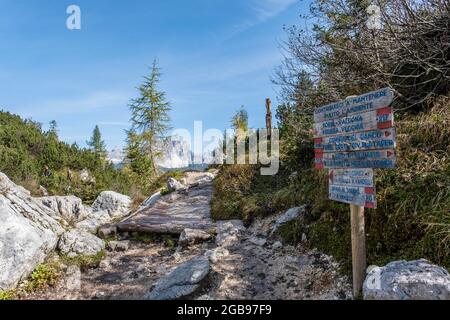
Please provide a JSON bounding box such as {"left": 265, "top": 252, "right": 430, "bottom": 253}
{"left": 0, "top": 111, "right": 135, "bottom": 203}
{"left": 60, "top": 251, "right": 106, "bottom": 270}
{"left": 0, "top": 290, "right": 17, "bottom": 300}
{"left": 212, "top": 0, "right": 450, "bottom": 273}
{"left": 25, "top": 262, "right": 60, "bottom": 292}
{"left": 87, "top": 125, "right": 107, "bottom": 160}
{"left": 128, "top": 58, "right": 172, "bottom": 177}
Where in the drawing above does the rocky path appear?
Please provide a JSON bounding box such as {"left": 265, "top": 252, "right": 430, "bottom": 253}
{"left": 24, "top": 171, "right": 351, "bottom": 300}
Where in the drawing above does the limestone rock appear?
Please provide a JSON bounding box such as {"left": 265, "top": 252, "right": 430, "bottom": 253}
{"left": 107, "top": 240, "right": 129, "bottom": 252}
{"left": 97, "top": 225, "right": 117, "bottom": 239}
{"left": 140, "top": 191, "right": 161, "bottom": 208}
{"left": 270, "top": 206, "right": 305, "bottom": 235}
{"left": 216, "top": 220, "right": 245, "bottom": 247}
{"left": 167, "top": 177, "right": 186, "bottom": 192}
{"left": 145, "top": 256, "right": 210, "bottom": 300}
{"left": 58, "top": 229, "right": 105, "bottom": 257}
{"left": 363, "top": 259, "right": 450, "bottom": 300}
{"left": 179, "top": 228, "right": 212, "bottom": 247}
{"left": 204, "top": 247, "right": 230, "bottom": 264}
{"left": 37, "top": 195, "right": 91, "bottom": 223}
{"left": 92, "top": 191, "right": 131, "bottom": 219}
{"left": 0, "top": 172, "right": 63, "bottom": 290}
{"left": 75, "top": 210, "right": 111, "bottom": 234}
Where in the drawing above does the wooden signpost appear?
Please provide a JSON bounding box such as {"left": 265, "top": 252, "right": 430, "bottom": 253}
{"left": 313, "top": 87, "right": 396, "bottom": 298}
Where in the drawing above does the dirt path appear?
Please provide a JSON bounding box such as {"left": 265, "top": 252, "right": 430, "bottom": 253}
{"left": 24, "top": 171, "right": 351, "bottom": 300}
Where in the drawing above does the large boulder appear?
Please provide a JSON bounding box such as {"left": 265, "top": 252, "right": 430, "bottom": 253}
{"left": 0, "top": 172, "right": 63, "bottom": 290}
{"left": 58, "top": 229, "right": 105, "bottom": 257}
{"left": 145, "top": 256, "right": 210, "bottom": 300}
{"left": 37, "top": 195, "right": 91, "bottom": 223}
{"left": 363, "top": 259, "right": 450, "bottom": 300}
{"left": 92, "top": 191, "right": 131, "bottom": 219}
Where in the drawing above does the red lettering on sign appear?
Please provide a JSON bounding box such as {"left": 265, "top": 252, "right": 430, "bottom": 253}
{"left": 376, "top": 106, "right": 392, "bottom": 115}
{"left": 377, "top": 121, "right": 392, "bottom": 129}
{"left": 365, "top": 201, "right": 375, "bottom": 208}
{"left": 364, "top": 187, "right": 375, "bottom": 194}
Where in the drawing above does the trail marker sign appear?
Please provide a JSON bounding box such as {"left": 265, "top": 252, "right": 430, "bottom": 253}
{"left": 313, "top": 88, "right": 396, "bottom": 298}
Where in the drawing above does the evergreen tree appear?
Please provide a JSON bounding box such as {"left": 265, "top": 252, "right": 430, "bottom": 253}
{"left": 125, "top": 129, "right": 153, "bottom": 180}
{"left": 48, "top": 120, "right": 58, "bottom": 139}
{"left": 87, "top": 125, "right": 107, "bottom": 160}
{"left": 129, "top": 58, "right": 172, "bottom": 175}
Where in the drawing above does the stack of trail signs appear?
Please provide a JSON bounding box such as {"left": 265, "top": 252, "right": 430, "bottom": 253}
{"left": 313, "top": 87, "right": 396, "bottom": 209}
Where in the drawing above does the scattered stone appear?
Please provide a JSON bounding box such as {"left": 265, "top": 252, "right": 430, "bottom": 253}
{"left": 107, "top": 241, "right": 129, "bottom": 252}
{"left": 179, "top": 228, "right": 212, "bottom": 247}
{"left": 248, "top": 236, "right": 267, "bottom": 246}
{"left": 92, "top": 191, "right": 131, "bottom": 219}
{"left": 363, "top": 259, "right": 450, "bottom": 300}
{"left": 58, "top": 229, "right": 105, "bottom": 257}
{"left": 204, "top": 247, "right": 230, "bottom": 264}
{"left": 216, "top": 220, "right": 245, "bottom": 247}
{"left": 39, "top": 185, "right": 49, "bottom": 196}
{"left": 270, "top": 206, "right": 305, "bottom": 236}
{"left": 98, "top": 225, "right": 117, "bottom": 239}
{"left": 272, "top": 241, "right": 283, "bottom": 250}
{"left": 80, "top": 168, "right": 96, "bottom": 183}
{"left": 145, "top": 256, "right": 210, "bottom": 300}
{"left": 167, "top": 177, "right": 186, "bottom": 192}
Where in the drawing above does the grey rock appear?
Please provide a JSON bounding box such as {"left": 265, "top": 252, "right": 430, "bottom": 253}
{"left": 179, "top": 228, "right": 212, "bottom": 247}
{"left": 37, "top": 195, "right": 91, "bottom": 223}
{"left": 167, "top": 177, "right": 186, "bottom": 192}
{"left": 140, "top": 192, "right": 162, "bottom": 208}
{"left": 39, "top": 185, "right": 49, "bottom": 196}
{"left": 92, "top": 191, "right": 131, "bottom": 219}
{"left": 79, "top": 168, "right": 95, "bottom": 183}
{"left": 270, "top": 206, "right": 305, "bottom": 235}
{"left": 145, "top": 256, "right": 210, "bottom": 300}
{"left": 98, "top": 225, "right": 117, "bottom": 239}
{"left": 58, "top": 229, "right": 105, "bottom": 257}
{"left": 363, "top": 259, "right": 450, "bottom": 300}
{"left": 0, "top": 172, "right": 63, "bottom": 290}
{"left": 75, "top": 210, "right": 111, "bottom": 234}
{"left": 216, "top": 220, "right": 245, "bottom": 247}
{"left": 107, "top": 240, "right": 129, "bottom": 252}
{"left": 272, "top": 241, "right": 283, "bottom": 250}
{"left": 204, "top": 247, "right": 230, "bottom": 264}
{"left": 248, "top": 236, "right": 267, "bottom": 246}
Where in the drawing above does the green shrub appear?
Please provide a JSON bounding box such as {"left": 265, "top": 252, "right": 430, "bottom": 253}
{"left": 26, "top": 262, "right": 60, "bottom": 292}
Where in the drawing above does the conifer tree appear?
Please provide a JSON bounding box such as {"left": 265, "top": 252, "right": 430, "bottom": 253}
{"left": 87, "top": 125, "right": 107, "bottom": 160}
{"left": 129, "top": 58, "right": 171, "bottom": 175}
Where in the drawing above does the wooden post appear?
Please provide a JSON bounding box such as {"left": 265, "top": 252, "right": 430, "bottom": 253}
{"left": 265, "top": 98, "right": 272, "bottom": 136}
{"left": 350, "top": 204, "right": 366, "bottom": 299}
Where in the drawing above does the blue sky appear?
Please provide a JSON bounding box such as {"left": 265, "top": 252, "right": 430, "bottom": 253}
{"left": 0, "top": 0, "right": 310, "bottom": 149}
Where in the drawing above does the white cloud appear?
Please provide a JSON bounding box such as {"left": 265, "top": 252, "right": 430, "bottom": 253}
{"left": 249, "top": 0, "right": 298, "bottom": 23}
{"left": 22, "top": 90, "right": 130, "bottom": 117}
{"left": 225, "top": 0, "right": 297, "bottom": 38}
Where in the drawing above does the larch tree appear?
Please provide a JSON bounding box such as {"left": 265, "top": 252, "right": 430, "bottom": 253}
{"left": 129, "top": 58, "right": 172, "bottom": 176}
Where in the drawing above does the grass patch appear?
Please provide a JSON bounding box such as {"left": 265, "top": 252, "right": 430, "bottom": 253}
{"left": 25, "top": 262, "right": 60, "bottom": 292}
{"left": 60, "top": 250, "right": 106, "bottom": 270}
{"left": 0, "top": 290, "right": 17, "bottom": 300}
